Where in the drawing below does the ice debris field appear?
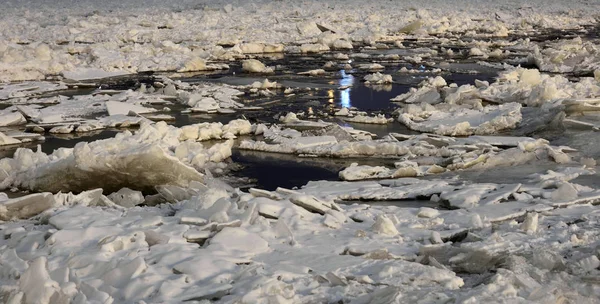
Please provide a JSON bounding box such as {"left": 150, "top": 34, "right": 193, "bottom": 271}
{"left": 1, "top": 0, "right": 600, "bottom": 303}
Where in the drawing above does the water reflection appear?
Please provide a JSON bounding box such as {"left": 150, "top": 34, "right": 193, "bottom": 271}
{"left": 366, "top": 84, "right": 393, "bottom": 92}
{"left": 339, "top": 70, "right": 354, "bottom": 108}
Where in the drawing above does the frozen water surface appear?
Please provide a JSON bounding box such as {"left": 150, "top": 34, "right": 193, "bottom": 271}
{"left": 1, "top": 0, "right": 600, "bottom": 303}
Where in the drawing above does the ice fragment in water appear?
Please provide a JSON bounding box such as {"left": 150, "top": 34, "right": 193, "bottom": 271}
{"left": 371, "top": 214, "right": 399, "bottom": 236}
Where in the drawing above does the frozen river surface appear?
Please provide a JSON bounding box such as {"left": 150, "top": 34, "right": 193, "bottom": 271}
{"left": 0, "top": 1, "right": 600, "bottom": 303}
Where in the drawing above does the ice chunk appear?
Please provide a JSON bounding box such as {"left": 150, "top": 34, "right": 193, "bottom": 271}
{"left": 417, "top": 207, "right": 440, "bottom": 218}
{"left": 520, "top": 69, "right": 542, "bottom": 86}
{"left": 288, "top": 194, "right": 336, "bottom": 215}
{"left": 576, "top": 256, "right": 600, "bottom": 273}
{"left": 62, "top": 68, "right": 129, "bottom": 81}
{"left": 343, "top": 114, "right": 392, "bottom": 124}
{"left": 177, "top": 57, "right": 207, "bottom": 72}
{"left": 339, "top": 163, "right": 394, "bottom": 181}
{"left": 0, "top": 82, "right": 67, "bottom": 100}
{"left": 107, "top": 188, "right": 145, "bottom": 208}
{"left": 2, "top": 123, "right": 208, "bottom": 193}
{"left": 294, "top": 136, "right": 338, "bottom": 149}
{"left": 298, "top": 69, "right": 326, "bottom": 76}
{"left": 334, "top": 108, "right": 350, "bottom": 116}
{"left": 520, "top": 213, "right": 538, "bottom": 234}
{"left": 398, "top": 103, "right": 522, "bottom": 136}
{"left": 392, "top": 86, "right": 441, "bottom": 104}
{"left": 105, "top": 100, "right": 156, "bottom": 116}
{"left": 297, "top": 21, "right": 322, "bottom": 37}
{"left": 242, "top": 59, "right": 273, "bottom": 73}
{"left": 19, "top": 257, "right": 60, "bottom": 304}
{"left": 357, "top": 63, "right": 384, "bottom": 71}
{"left": 0, "top": 192, "right": 55, "bottom": 220}
{"left": 364, "top": 72, "right": 392, "bottom": 84}
{"left": 0, "top": 112, "right": 27, "bottom": 126}
{"left": 208, "top": 227, "right": 269, "bottom": 257}
{"left": 371, "top": 214, "right": 399, "bottom": 236}
{"left": 532, "top": 251, "right": 564, "bottom": 271}
{"left": 17, "top": 144, "right": 202, "bottom": 193}
{"left": 551, "top": 183, "right": 578, "bottom": 201}
{"left": 0, "top": 131, "right": 21, "bottom": 146}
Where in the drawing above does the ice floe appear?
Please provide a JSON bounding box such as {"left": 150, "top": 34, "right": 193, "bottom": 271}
{"left": 0, "top": 120, "right": 252, "bottom": 193}
{"left": 531, "top": 37, "right": 600, "bottom": 74}
{"left": 0, "top": 1, "right": 600, "bottom": 303}
{"left": 392, "top": 67, "right": 600, "bottom": 135}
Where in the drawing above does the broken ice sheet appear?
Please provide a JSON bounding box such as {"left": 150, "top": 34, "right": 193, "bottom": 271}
{"left": 532, "top": 37, "right": 600, "bottom": 74}
{"left": 0, "top": 121, "right": 245, "bottom": 193}
{"left": 398, "top": 102, "right": 522, "bottom": 136}
{"left": 275, "top": 134, "right": 561, "bottom": 182}
{"left": 176, "top": 82, "right": 246, "bottom": 113}
{"left": 16, "top": 92, "right": 152, "bottom": 125}
{"left": 0, "top": 81, "right": 68, "bottom": 100}
{"left": 392, "top": 67, "right": 600, "bottom": 135}
{"left": 342, "top": 113, "right": 393, "bottom": 125}
{"left": 2, "top": 157, "right": 600, "bottom": 303}
{"left": 62, "top": 68, "right": 130, "bottom": 81}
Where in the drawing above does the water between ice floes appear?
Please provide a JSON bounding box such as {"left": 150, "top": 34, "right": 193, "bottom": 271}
{"left": 2, "top": 51, "right": 585, "bottom": 198}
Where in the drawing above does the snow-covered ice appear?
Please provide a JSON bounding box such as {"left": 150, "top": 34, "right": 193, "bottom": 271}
{"left": 0, "top": 0, "right": 600, "bottom": 303}
{"left": 2, "top": 166, "right": 600, "bottom": 302}
{"left": 0, "top": 120, "right": 248, "bottom": 192}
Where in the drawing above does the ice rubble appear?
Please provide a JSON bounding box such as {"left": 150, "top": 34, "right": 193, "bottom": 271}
{"left": 364, "top": 72, "right": 393, "bottom": 84}
{"left": 392, "top": 67, "right": 600, "bottom": 135}
{"left": 531, "top": 37, "right": 600, "bottom": 74}
{"left": 0, "top": 0, "right": 597, "bottom": 82}
{"left": 333, "top": 108, "right": 392, "bottom": 125}
{"left": 338, "top": 134, "right": 577, "bottom": 181}
{"left": 398, "top": 102, "right": 522, "bottom": 136}
{"left": 1, "top": 80, "right": 248, "bottom": 135}
{"left": 240, "top": 124, "right": 417, "bottom": 157}
{"left": 0, "top": 119, "right": 252, "bottom": 193}
{"left": 0, "top": 82, "right": 67, "bottom": 100}
{"left": 239, "top": 122, "right": 572, "bottom": 178}
{"left": 1, "top": 165, "right": 600, "bottom": 303}
{"left": 0, "top": 1, "right": 600, "bottom": 303}
{"left": 176, "top": 82, "right": 246, "bottom": 113}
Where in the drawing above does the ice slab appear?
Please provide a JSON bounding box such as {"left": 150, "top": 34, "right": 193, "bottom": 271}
{"left": 532, "top": 37, "right": 600, "bottom": 73}
{"left": 0, "top": 111, "right": 26, "bottom": 126}
{"left": 0, "top": 123, "right": 213, "bottom": 193}
{"left": 105, "top": 100, "right": 156, "bottom": 116}
{"left": 0, "top": 82, "right": 67, "bottom": 100}
{"left": 0, "top": 193, "right": 55, "bottom": 220}
{"left": 62, "top": 68, "right": 129, "bottom": 81}
{"left": 0, "top": 131, "right": 21, "bottom": 146}
{"left": 398, "top": 102, "right": 522, "bottom": 136}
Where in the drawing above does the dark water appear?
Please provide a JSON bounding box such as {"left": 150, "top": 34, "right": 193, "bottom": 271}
{"left": 41, "top": 131, "right": 121, "bottom": 154}
{"left": 230, "top": 149, "right": 343, "bottom": 190}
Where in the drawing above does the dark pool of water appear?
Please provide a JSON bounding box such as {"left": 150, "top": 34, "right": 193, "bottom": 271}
{"left": 230, "top": 149, "right": 343, "bottom": 190}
